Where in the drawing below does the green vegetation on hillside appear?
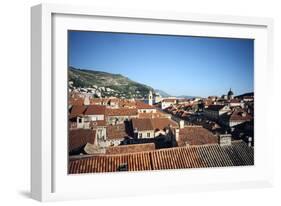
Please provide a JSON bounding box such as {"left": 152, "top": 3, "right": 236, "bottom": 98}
{"left": 69, "top": 67, "right": 154, "bottom": 98}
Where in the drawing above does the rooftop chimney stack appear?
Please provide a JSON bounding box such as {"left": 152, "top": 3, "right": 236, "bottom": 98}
{"left": 84, "top": 96, "right": 90, "bottom": 105}
{"left": 247, "top": 136, "right": 252, "bottom": 147}
{"left": 133, "top": 128, "right": 138, "bottom": 138}
{"left": 219, "top": 134, "right": 232, "bottom": 146}
{"left": 174, "top": 128, "right": 180, "bottom": 141}
{"left": 179, "top": 120, "right": 185, "bottom": 129}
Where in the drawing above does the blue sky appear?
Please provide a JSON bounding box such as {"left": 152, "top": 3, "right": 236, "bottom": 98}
{"left": 68, "top": 31, "right": 254, "bottom": 97}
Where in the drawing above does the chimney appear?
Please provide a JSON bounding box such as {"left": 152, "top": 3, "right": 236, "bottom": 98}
{"left": 179, "top": 120, "right": 185, "bottom": 129}
{"left": 134, "top": 128, "right": 138, "bottom": 138}
{"left": 84, "top": 96, "right": 90, "bottom": 105}
{"left": 247, "top": 136, "right": 253, "bottom": 147}
{"left": 219, "top": 134, "right": 232, "bottom": 146}
{"left": 174, "top": 128, "right": 180, "bottom": 141}
{"left": 94, "top": 131, "right": 98, "bottom": 145}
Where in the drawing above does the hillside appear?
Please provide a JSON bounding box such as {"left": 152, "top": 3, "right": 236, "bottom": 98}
{"left": 69, "top": 67, "right": 154, "bottom": 98}
{"left": 154, "top": 89, "right": 171, "bottom": 97}
{"left": 235, "top": 92, "right": 254, "bottom": 99}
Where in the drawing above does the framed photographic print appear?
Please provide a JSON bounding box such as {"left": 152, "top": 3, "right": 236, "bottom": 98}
{"left": 31, "top": 3, "right": 274, "bottom": 201}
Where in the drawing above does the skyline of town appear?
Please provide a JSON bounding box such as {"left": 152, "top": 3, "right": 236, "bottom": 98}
{"left": 68, "top": 30, "right": 254, "bottom": 174}
{"left": 68, "top": 86, "right": 254, "bottom": 174}
{"left": 69, "top": 31, "right": 254, "bottom": 97}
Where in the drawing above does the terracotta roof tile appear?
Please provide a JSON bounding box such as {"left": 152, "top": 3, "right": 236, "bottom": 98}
{"left": 70, "top": 152, "right": 152, "bottom": 173}
{"left": 229, "top": 109, "right": 252, "bottom": 121}
{"left": 69, "top": 129, "right": 96, "bottom": 151}
{"left": 151, "top": 118, "right": 178, "bottom": 130}
{"left": 90, "top": 98, "right": 104, "bottom": 105}
{"left": 69, "top": 140, "right": 254, "bottom": 174}
{"left": 106, "top": 108, "right": 138, "bottom": 116}
{"left": 132, "top": 118, "right": 153, "bottom": 131}
{"left": 69, "top": 105, "right": 87, "bottom": 117}
{"left": 84, "top": 105, "right": 106, "bottom": 115}
{"left": 206, "top": 104, "right": 226, "bottom": 111}
{"left": 106, "top": 143, "right": 155, "bottom": 154}
{"left": 135, "top": 101, "right": 155, "bottom": 109}
{"left": 89, "top": 120, "right": 106, "bottom": 127}
{"left": 132, "top": 118, "right": 178, "bottom": 131}
{"left": 107, "top": 124, "right": 128, "bottom": 140}
{"left": 138, "top": 111, "right": 168, "bottom": 119}
{"left": 69, "top": 97, "right": 84, "bottom": 106}
{"left": 162, "top": 99, "right": 177, "bottom": 103}
{"left": 178, "top": 126, "right": 218, "bottom": 146}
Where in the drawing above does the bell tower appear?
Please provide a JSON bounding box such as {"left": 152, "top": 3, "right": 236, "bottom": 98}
{"left": 148, "top": 90, "right": 153, "bottom": 105}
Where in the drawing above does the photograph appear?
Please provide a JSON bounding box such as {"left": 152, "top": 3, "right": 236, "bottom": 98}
{"left": 67, "top": 31, "right": 254, "bottom": 174}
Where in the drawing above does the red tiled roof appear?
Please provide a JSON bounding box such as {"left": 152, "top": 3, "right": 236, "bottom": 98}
{"left": 106, "top": 108, "right": 138, "bottom": 116}
{"left": 89, "top": 120, "right": 106, "bottom": 127}
{"left": 151, "top": 118, "right": 178, "bottom": 130}
{"left": 69, "top": 140, "right": 254, "bottom": 174}
{"left": 177, "top": 99, "right": 190, "bottom": 103}
{"left": 132, "top": 118, "right": 153, "bottom": 131}
{"left": 138, "top": 111, "right": 168, "bottom": 119}
{"left": 106, "top": 143, "right": 155, "bottom": 154}
{"left": 132, "top": 118, "right": 178, "bottom": 131}
{"left": 69, "top": 105, "right": 87, "bottom": 117}
{"left": 178, "top": 126, "right": 218, "bottom": 146}
{"left": 70, "top": 105, "right": 106, "bottom": 116}
{"left": 107, "top": 98, "right": 119, "bottom": 103}
{"left": 229, "top": 109, "right": 253, "bottom": 122}
{"left": 135, "top": 101, "right": 155, "bottom": 109}
{"left": 107, "top": 124, "right": 128, "bottom": 140}
{"left": 119, "top": 101, "right": 136, "bottom": 108}
{"left": 203, "top": 99, "right": 213, "bottom": 106}
{"left": 90, "top": 98, "right": 104, "bottom": 105}
{"left": 69, "top": 97, "right": 84, "bottom": 106}
{"left": 206, "top": 104, "right": 226, "bottom": 111}
{"left": 84, "top": 105, "right": 106, "bottom": 115}
{"left": 69, "top": 129, "right": 96, "bottom": 151}
{"left": 162, "top": 99, "right": 177, "bottom": 103}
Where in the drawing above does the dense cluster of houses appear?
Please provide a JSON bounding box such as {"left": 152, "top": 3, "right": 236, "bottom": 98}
{"left": 68, "top": 88, "right": 254, "bottom": 173}
{"left": 160, "top": 89, "right": 254, "bottom": 143}
{"left": 69, "top": 92, "right": 182, "bottom": 155}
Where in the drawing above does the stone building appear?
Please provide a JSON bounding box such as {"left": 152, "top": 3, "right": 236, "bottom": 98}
{"left": 132, "top": 118, "right": 179, "bottom": 139}
{"left": 204, "top": 104, "right": 231, "bottom": 120}
{"left": 105, "top": 108, "right": 138, "bottom": 125}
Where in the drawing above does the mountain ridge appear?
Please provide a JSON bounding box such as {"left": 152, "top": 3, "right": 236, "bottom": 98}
{"left": 69, "top": 67, "right": 208, "bottom": 99}
{"left": 69, "top": 67, "right": 154, "bottom": 98}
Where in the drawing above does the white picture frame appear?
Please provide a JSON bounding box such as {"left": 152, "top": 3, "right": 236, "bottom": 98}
{"left": 31, "top": 3, "right": 274, "bottom": 202}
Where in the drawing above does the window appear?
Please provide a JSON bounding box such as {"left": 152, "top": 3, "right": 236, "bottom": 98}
{"left": 139, "top": 133, "right": 142, "bottom": 138}
{"left": 78, "top": 118, "right": 82, "bottom": 123}
{"left": 147, "top": 132, "right": 150, "bottom": 137}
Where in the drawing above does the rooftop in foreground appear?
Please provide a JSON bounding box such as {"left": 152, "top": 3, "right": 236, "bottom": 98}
{"left": 69, "top": 140, "right": 254, "bottom": 174}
